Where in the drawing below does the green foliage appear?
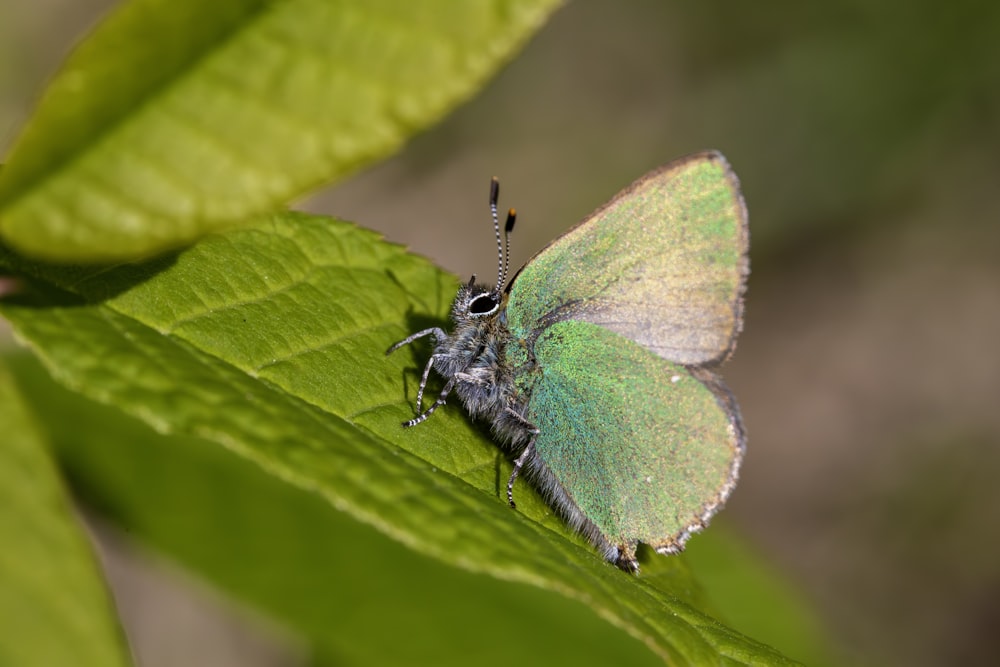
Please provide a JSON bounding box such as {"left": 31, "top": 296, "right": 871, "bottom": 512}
{"left": 0, "top": 0, "right": 557, "bottom": 261}
{"left": 0, "top": 360, "right": 130, "bottom": 667}
{"left": 0, "top": 0, "right": 826, "bottom": 664}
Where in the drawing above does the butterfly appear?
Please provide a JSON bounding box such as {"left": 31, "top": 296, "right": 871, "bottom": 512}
{"left": 389, "top": 151, "right": 748, "bottom": 572}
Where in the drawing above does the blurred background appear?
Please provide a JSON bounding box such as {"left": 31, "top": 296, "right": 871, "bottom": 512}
{"left": 3, "top": 0, "right": 999, "bottom": 665}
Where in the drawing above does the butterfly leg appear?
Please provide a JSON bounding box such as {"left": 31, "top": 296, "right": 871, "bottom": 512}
{"left": 414, "top": 353, "right": 445, "bottom": 414}
{"left": 504, "top": 408, "right": 540, "bottom": 508}
{"left": 615, "top": 546, "right": 640, "bottom": 574}
{"left": 403, "top": 378, "right": 456, "bottom": 427}
{"left": 388, "top": 328, "right": 447, "bottom": 418}
{"left": 386, "top": 327, "right": 446, "bottom": 354}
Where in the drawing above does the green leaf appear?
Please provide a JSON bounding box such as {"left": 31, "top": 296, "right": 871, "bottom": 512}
{"left": 0, "top": 213, "right": 796, "bottom": 664}
{"left": 7, "top": 352, "right": 666, "bottom": 666}
{"left": 0, "top": 358, "right": 131, "bottom": 667}
{"left": 0, "top": 0, "right": 560, "bottom": 261}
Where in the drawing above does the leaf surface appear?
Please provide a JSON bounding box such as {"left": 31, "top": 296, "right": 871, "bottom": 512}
{"left": 0, "top": 359, "right": 131, "bottom": 667}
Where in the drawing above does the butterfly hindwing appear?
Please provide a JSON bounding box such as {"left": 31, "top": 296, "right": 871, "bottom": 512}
{"left": 519, "top": 320, "right": 743, "bottom": 560}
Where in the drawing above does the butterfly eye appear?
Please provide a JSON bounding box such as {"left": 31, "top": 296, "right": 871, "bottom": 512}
{"left": 468, "top": 293, "right": 500, "bottom": 317}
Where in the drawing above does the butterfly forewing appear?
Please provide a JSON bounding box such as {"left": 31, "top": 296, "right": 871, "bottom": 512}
{"left": 506, "top": 151, "right": 748, "bottom": 366}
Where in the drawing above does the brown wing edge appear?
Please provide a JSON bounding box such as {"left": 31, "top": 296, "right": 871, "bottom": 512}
{"left": 690, "top": 151, "right": 750, "bottom": 368}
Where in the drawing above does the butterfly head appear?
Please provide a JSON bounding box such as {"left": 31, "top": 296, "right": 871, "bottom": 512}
{"left": 450, "top": 176, "right": 518, "bottom": 323}
{"left": 451, "top": 277, "right": 506, "bottom": 325}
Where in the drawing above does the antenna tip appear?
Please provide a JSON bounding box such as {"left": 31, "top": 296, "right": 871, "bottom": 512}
{"left": 490, "top": 177, "right": 500, "bottom": 205}
{"left": 505, "top": 208, "right": 517, "bottom": 233}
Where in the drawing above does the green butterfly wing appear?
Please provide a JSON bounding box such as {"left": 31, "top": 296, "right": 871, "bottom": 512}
{"left": 504, "top": 151, "right": 747, "bottom": 561}
{"left": 506, "top": 151, "right": 748, "bottom": 366}
{"left": 523, "top": 320, "right": 743, "bottom": 559}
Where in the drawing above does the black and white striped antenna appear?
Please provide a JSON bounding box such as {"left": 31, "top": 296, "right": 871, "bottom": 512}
{"left": 489, "top": 177, "right": 516, "bottom": 297}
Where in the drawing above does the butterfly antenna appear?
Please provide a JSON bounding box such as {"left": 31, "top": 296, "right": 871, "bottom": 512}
{"left": 501, "top": 207, "right": 516, "bottom": 290}
{"left": 490, "top": 177, "right": 504, "bottom": 296}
